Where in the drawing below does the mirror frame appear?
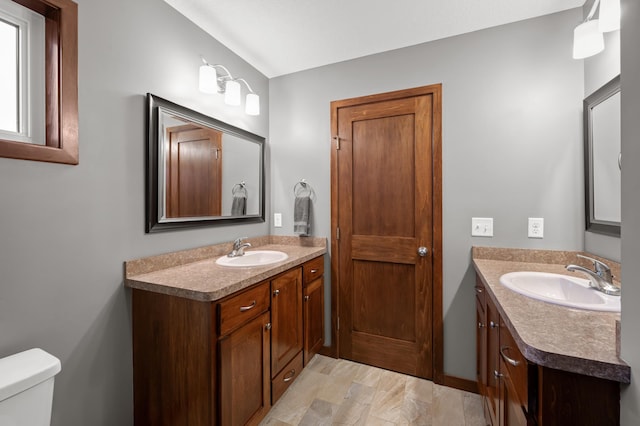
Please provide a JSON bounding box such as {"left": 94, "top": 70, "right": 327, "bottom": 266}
{"left": 584, "top": 75, "right": 621, "bottom": 237}
{"left": 145, "top": 93, "right": 265, "bottom": 233}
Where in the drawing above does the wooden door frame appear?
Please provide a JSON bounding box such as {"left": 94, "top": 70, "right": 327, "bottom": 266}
{"left": 326, "top": 84, "right": 444, "bottom": 384}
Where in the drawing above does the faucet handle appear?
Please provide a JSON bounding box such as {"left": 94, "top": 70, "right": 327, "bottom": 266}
{"left": 233, "top": 236, "right": 248, "bottom": 247}
{"left": 577, "top": 254, "right": 612, "bottom": 280}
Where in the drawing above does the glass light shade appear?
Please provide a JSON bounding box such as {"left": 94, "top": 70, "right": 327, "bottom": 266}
{"left": 573, "top": 20, "right": 605, "bottom": 59}
{"left": 599, "top": 0, "right": 621, "bottom": 32}
{"left": 224, "top": 80, "right": 241, "bottom": 106}
{"left": 198, "top": 65, "right": 218, "bottom": 94}
{"left": 245, "top": 93, "right": 260, "bottom": 115}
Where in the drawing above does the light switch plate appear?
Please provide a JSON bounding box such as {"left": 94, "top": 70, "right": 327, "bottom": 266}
{"left": 274, "top": 213, "right": 282, "bottom": 228}
{"left": 528, "top": 217, "right": 544, "bottom": 238}
{"left": 472, "top": 217, "right": 493, "bottom": 237}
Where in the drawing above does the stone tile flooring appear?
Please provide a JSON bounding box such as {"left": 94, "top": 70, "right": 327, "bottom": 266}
{"left": 260, "top": 355, "right": 486, "bottom": 426}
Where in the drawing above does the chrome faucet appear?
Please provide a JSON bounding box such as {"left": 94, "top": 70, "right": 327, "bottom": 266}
{"left": 566, "top": 254, "right": 620, "bottom": 296}
{"left": 228, "top": 237, "right": 252, "bottom": 257}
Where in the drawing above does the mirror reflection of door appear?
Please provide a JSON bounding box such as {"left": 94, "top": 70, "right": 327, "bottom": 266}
{"left": 166, "top": 124, "right": 222, "bottom": 218}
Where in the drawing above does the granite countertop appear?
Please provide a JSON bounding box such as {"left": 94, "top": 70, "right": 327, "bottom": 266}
{"left": 472, "top": 247, "right": 630, "bottom": 384}
{"left": 125, "top": 236, "right": 327, "bottom": 302}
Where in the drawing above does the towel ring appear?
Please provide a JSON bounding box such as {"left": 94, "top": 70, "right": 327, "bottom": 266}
{"left": 232, "top": 182, "right": 248, "bottom": 197}
{"left": 294, "top": 179, "right": 316, "bottom": 201}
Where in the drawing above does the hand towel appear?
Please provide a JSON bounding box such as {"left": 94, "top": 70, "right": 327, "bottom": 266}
{"left": 231, "top": 194, "right": 247, "bottom": 216}
{"left": 294, "top": 195, "right": 311, "bottom": 236}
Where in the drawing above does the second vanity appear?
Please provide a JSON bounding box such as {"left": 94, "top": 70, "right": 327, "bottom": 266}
{"left": 473, "top": 247, "right": 630, "bottom": 426}
{"left": 125, "top": 236, "right": 326, "bottom": 426}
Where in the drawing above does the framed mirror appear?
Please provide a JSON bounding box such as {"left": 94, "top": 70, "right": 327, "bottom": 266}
{"left": 584, "top": 75, "right": 621, "bottom": 237}
{"left": 146, "top": 93, "right": 265, "bottom": 233}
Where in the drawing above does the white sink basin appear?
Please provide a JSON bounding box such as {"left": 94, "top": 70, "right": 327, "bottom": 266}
{"left": 499, "top": 271, "right": 620, "bottom": 312}
{"left": 215, "top": 250, "right": 289, "bottom": 268}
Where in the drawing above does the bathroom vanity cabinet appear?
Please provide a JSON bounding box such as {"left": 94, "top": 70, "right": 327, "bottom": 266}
{"left": 131, "top": 254, "right": 325, "bottom": 426}
{"left": 302, "top": 256, "right": 324, "bottom": 364}
{"left": 475, "top": 276, "right": 620, "bottom": 426}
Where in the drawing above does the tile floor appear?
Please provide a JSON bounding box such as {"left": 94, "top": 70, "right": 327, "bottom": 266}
{"left": 260, "top": 355, "right": 486, "bottom": 426}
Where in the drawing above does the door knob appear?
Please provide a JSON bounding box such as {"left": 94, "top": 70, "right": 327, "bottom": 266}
{"left": 418, "top": 247, "right": 429, "bottom": 257}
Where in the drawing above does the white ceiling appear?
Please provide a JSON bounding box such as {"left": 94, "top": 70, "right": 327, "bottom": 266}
{"left": 165, "top": 0, "right": 584, "bottom": 78}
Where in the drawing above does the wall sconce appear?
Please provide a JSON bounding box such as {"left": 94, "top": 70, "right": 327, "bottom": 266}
{"left": 573, "top": 0, "right": 620, "bottom": 60}
{"left": 198, "top": 58, "right": 260, "bottom": 116}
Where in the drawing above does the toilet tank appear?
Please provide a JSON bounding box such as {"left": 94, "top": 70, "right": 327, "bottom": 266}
{"left": 0, "top": 348, "right": 62, "bottom": 426}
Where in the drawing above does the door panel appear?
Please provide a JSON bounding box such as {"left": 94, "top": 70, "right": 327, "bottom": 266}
{"left": 167, "top": 125, "right": 222, "bottom": 218}
{"left": 334, "top": 89, "right": 437, "bottom": 379}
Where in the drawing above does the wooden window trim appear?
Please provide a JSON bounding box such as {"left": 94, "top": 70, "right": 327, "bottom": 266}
{"left": 0, "top": 0, "right": 78, "bottom": 165}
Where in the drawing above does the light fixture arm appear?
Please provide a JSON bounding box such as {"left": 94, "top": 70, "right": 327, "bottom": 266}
{"left": 201, "top": 57, "right": 237, "bottom": 93}
{"left": 586, "top": 0, "right": 600, "bottom": 22}
{"left": 235, "top": 78, "right": 255, "bottom": 94}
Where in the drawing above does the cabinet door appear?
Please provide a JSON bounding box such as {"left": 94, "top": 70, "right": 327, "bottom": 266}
{"left": 500, "top": 358, "right": 528, "bottom": 426}
{"left": 476, "top": 289, "right": 487, "bottom": 396}
{"left": 219, "top": 311, "right": 271, "bottom": 426}
{"left": 271, "top": 268, "right": 303, "bottom": 376}
{"left": 303, "top": 276, "right": 324, "bottom": 365}
{"left": 486, "top": 296, "right": 501, "bottom": 426}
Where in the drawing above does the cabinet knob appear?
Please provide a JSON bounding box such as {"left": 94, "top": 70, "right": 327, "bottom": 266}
{"left": 310, "top": 269, "right": 318, "bottom": 273}
{"left": 475, "top": 287, "right": 483, "bottom": 294}
{"left": 418, "top": 246, "right": 428, "bottom": 257}
{"left": 478, "top": 322, "right": 485, "bottom": 328}
{"left": 265, "top": 323, "right": 272, "bottom": 331}
{"left": 493, "top": 370, "right": 503, "bottom": 379}
{"left": 304, "top": 295, "right": 310, "bottom": 301}
{"left": 273, "top": 289, "right": 280, "bottom": 297}
{"left": 489, "top": 321, "right": 499, "bottom": 329}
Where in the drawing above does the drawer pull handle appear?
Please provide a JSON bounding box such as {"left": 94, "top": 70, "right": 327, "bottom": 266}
{"left": 500, "top": 346, "right": 521, "bottom": 367}
{"left": 273, "top": 289, "right": 280, "bottom": 297}
{"left": 310, "top": 269, "right": 318, "bottom": 273}
{"left": 494, "top": 370, "right": 503, "bottom": 379}
{"left": 475, "top": 287, "right": 483, "bottom": 293}
{"left": 489, "top": 321, "right": 499, "bottom": 329}
{"left": 239, "top": 301, "right": 257, "bottom": 312}
{"left": 283, "top": 369, "right": 296, "bottom": 382}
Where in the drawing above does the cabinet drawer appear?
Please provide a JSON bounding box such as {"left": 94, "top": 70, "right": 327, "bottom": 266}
{"left": 500, "top": 318, "right": 528, "bottom": 408}
{"left": 271, "top": 350, "right": 303, "bottom": 404}
{"left": 303, "top": 256, "right": 324, "bottom": 285}
{"left": 219, "top": 281, "right": 270, "bottom": 336}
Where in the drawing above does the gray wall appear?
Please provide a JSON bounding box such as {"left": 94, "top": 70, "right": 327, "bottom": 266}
{"left": 620, "top": 0, "right": 640, "bottom": 422}
{"left": 0, "top": 0, "right": 268, "bottom": 424}
{"left": 583, "top": 0, "right": 621, "bottom": 262}
{"left": 269, "top": 9, "right": 584, "bottom": 380}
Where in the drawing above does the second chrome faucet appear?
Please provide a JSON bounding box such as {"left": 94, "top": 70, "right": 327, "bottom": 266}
{"left": 566, "top": 254, "right": 621, "bottom": 296}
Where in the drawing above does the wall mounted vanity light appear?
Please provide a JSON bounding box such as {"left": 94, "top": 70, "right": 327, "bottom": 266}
{"left": 573, "top": 0, "right": 620, "bottom": 60}
{"left": 198, "top": 58, "right": 260, "bottom": 116}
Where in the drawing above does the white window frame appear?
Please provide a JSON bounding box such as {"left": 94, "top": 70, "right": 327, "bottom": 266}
{"left": 0, "top": 0, "right": 45, "bottom": 145}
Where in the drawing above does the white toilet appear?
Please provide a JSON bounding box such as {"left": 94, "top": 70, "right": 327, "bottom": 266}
{"left": 0, "top": 348, "right": 61, "bottom": 426}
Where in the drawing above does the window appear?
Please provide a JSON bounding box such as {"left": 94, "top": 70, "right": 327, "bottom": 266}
{"left": 0, "top": 0, "right": 45, "bottom": 145}
{"left": 0, "top": 0, "right": 78, "bottom": 165}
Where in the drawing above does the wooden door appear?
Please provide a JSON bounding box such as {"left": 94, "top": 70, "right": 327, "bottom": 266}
{"left": 166, "top": 124, "right": 222, "bottom": 218}
{"left": 219, "top": 311, "right": 271, "bottom": 426}
{"left": 270, "top": 268, "right": 303, "bottom": 376}
{"left": 332, "top": 85, "right": 442, "bottom": 379}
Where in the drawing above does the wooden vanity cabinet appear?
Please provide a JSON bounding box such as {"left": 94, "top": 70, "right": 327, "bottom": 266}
{"left": 476, "top": 275, "right": 621, "bottom": 426}
{"left": 218, "top": 282, "right": 272, "bottom": 426}
{"left": 303, "top": 256, "right": 324, "bottom": 365}
{"left": 270, "top": 268, "right": 303, "bottom": 404}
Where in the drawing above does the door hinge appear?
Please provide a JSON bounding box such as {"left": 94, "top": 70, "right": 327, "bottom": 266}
{"left": 333, "top": 136, "right": 340, "bottom": 150}
{"left": 336, "top": 227, "right": 340, "bottom": 240}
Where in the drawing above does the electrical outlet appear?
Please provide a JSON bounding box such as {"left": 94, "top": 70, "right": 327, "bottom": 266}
{"left": 274, "top": 213, "right": 282, "bottom": 228}
{"left": 471, "top": 217, "right": 493, "bottom": 237}
{"left": 528, "top": 218, "right": 544, "bottom": 238}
